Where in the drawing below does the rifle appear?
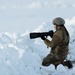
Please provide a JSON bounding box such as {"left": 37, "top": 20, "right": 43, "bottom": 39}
{"left": 30, "top": 31, "right": 53, "bottom": 39}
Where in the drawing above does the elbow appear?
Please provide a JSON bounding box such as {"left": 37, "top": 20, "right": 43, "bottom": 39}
{"left": 44, "top": 39, "right": 51, "bottom": 47}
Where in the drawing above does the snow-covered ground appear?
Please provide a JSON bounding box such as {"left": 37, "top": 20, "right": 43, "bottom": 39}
{"left": 0, "top": 17, "right": 75, "bottom": 75}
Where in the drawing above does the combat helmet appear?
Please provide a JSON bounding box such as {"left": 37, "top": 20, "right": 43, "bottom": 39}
{"left": 52, "top": 17, "right": 65, "bottom": 26}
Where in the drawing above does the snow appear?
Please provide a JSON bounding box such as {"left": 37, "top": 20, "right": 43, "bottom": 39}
{"left": 0, "top": 17, "right": 75, "bottom": 75}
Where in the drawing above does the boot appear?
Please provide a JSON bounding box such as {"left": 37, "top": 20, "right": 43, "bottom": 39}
{"left": 62, "top": 60, "right": 73, "bottom": 69}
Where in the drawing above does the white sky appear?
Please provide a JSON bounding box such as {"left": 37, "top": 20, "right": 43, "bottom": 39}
{"left": 0, "top": 0, "right": 75, "bottom": 33}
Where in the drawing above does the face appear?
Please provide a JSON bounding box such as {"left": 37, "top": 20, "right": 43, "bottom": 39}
{"left": 54, "top": 24, "right": 57, "bottom": 29}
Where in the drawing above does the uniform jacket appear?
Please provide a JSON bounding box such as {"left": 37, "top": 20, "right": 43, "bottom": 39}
{"left": 44, "top": 26, "right": 69, "bottom": 59}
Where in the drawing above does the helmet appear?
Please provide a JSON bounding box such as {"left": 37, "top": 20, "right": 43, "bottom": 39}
{"left": 52, "top": 17, "right": 65, "bottom": 25}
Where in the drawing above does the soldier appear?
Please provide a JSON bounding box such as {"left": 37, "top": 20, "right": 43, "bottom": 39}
{"left": 41, "top": 17, "right": 73, "bottom": 69}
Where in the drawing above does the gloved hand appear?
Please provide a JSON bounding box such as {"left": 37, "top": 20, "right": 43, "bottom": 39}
{"left": 48, "top": 30, "right": 54, "bottom": 38}
{"left": 41, "top": 36, "right": 46, "bottom": 40}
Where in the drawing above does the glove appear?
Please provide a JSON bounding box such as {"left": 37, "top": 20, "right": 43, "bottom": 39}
{"left": 48, "top": 30, "right": 54, "bottom": 38}
{"left": 41, "top": 36, "right": 46, "bottom": 40}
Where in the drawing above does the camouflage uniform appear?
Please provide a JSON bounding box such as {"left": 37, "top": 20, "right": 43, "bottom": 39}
{"left": 42, "top": 26, "right": 69, "bottom": 67}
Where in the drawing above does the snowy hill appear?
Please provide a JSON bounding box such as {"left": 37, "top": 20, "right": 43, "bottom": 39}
{"left": 0, "top": 17, "right": 75, "bottom": 75}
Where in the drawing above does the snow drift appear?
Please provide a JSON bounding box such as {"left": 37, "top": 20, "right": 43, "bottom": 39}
{"left": 0, "top": 17, "right": 75, "bottom": 75}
